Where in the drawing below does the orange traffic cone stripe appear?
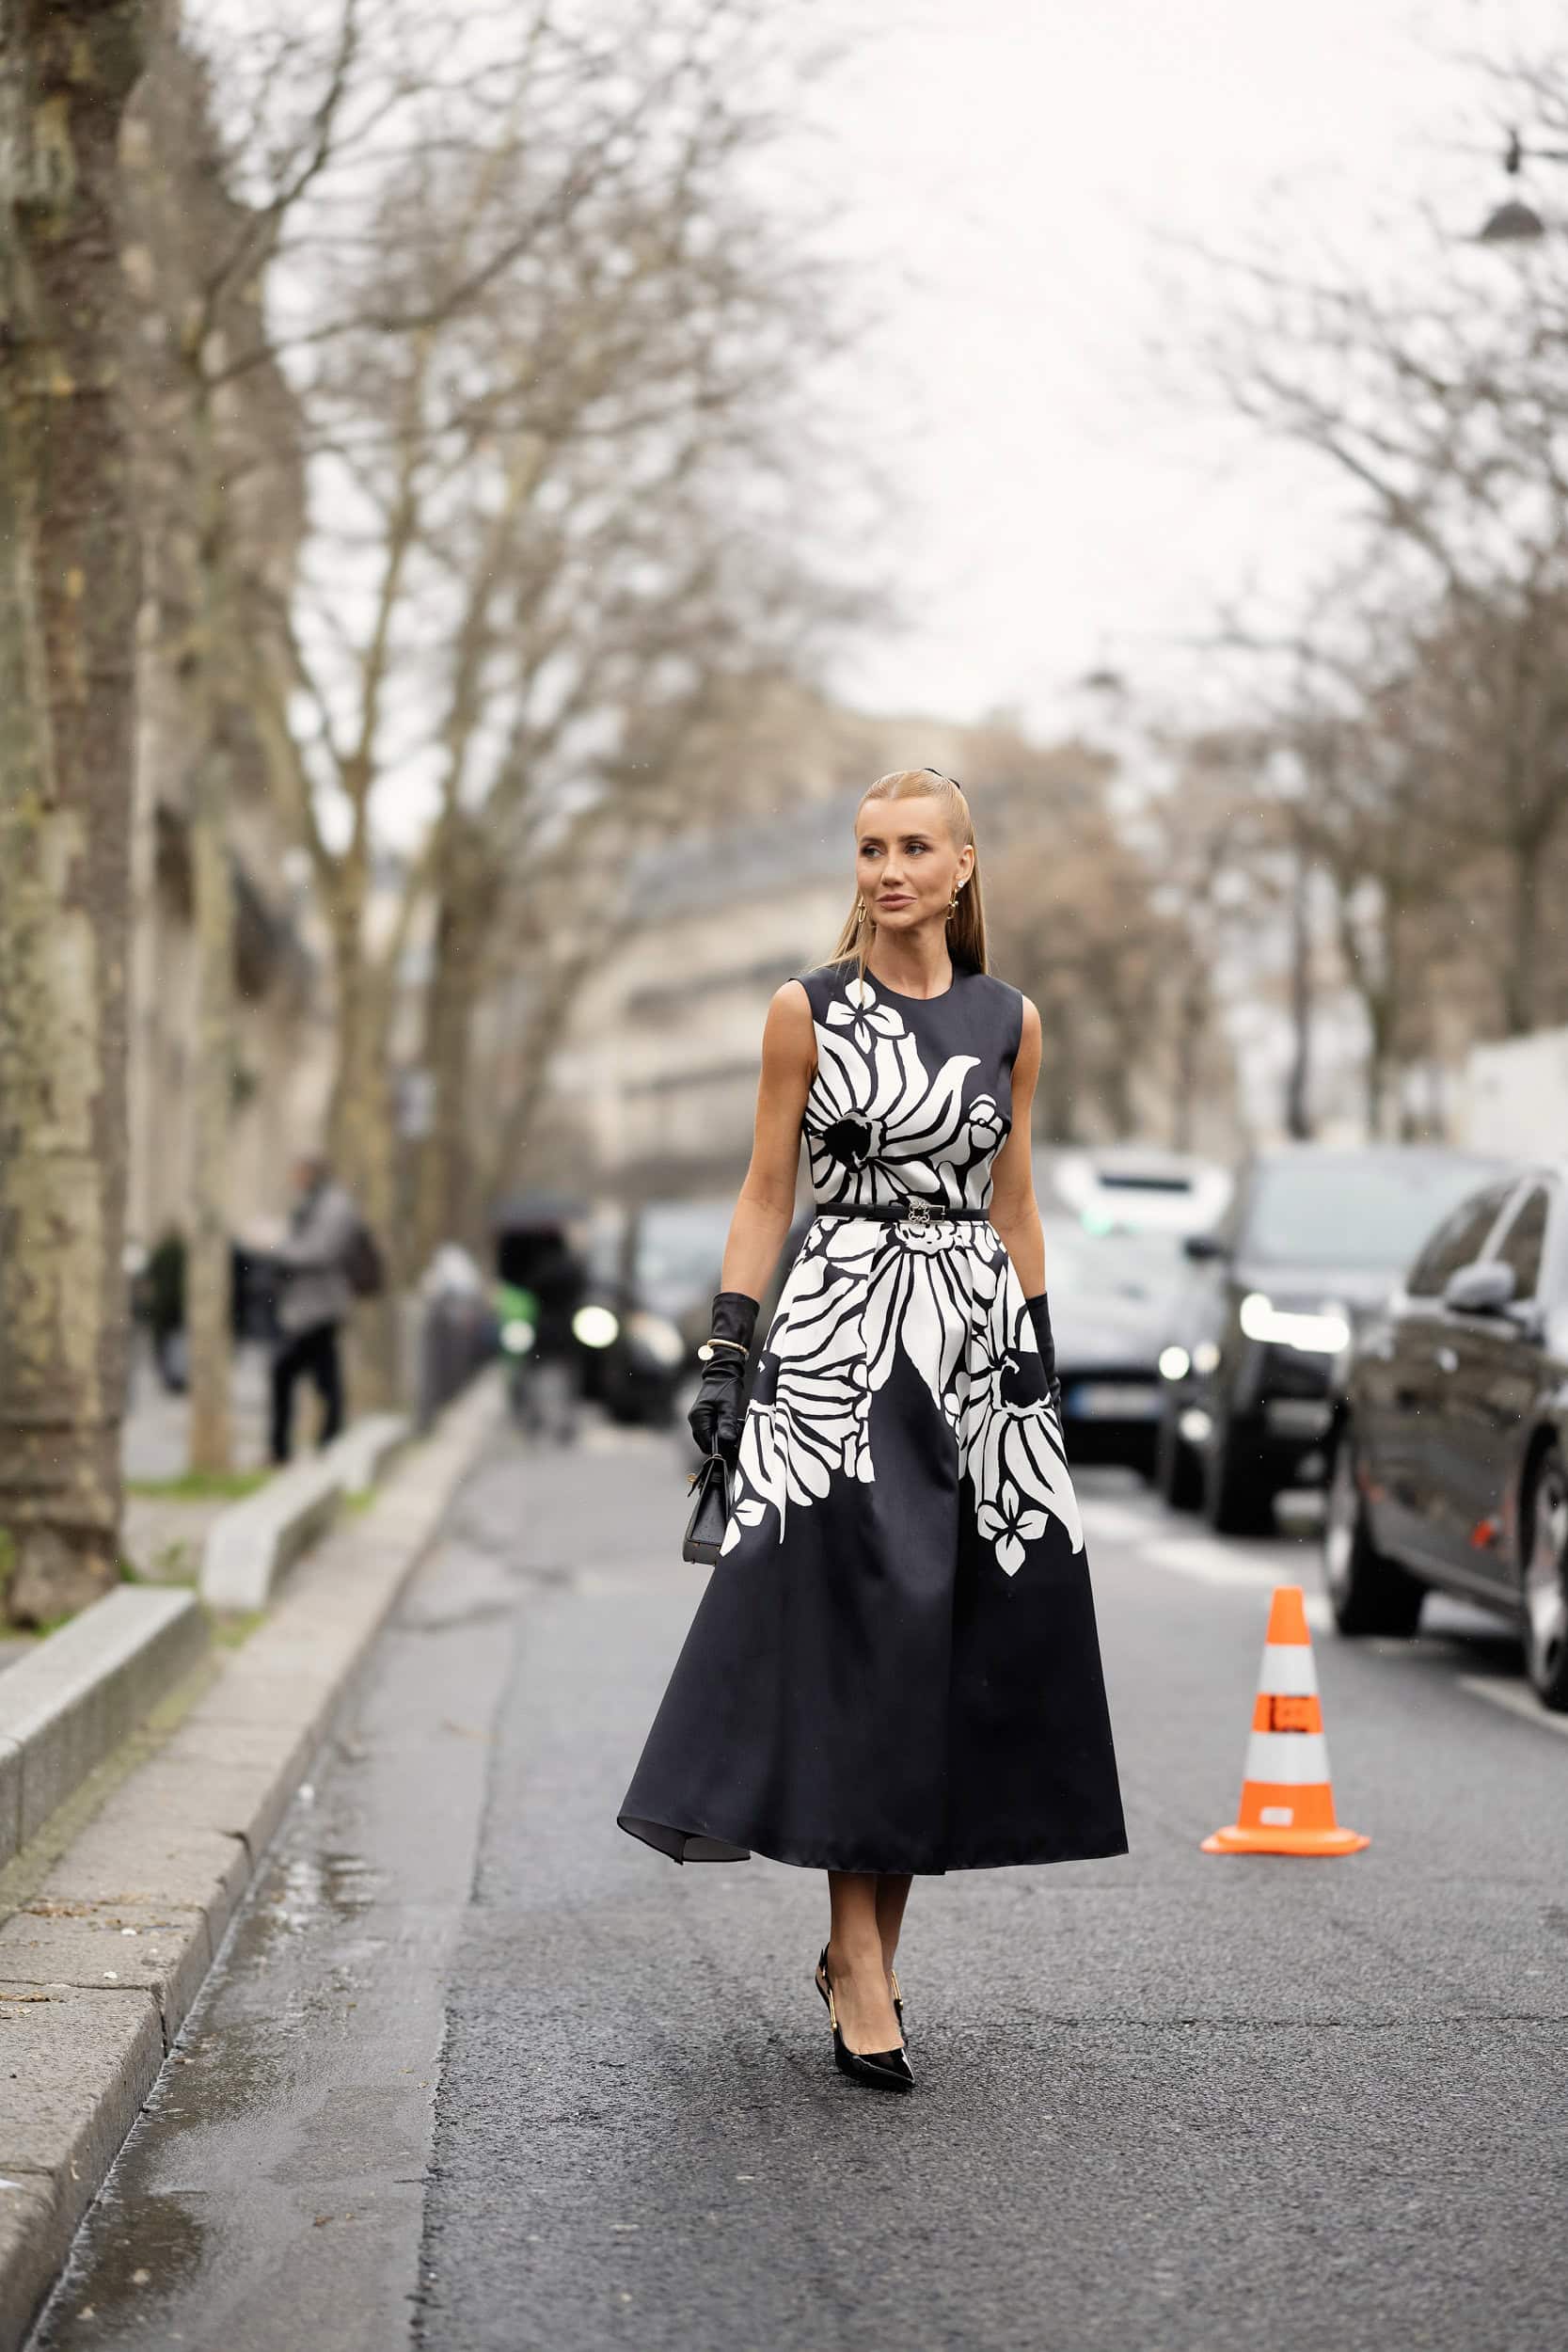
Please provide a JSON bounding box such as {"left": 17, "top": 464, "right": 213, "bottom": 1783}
{"left": 1202, "top": 1582, "right": 1369, "bottom": 1858}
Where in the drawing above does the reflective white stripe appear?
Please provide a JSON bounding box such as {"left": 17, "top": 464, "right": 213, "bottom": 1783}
{"left": 1243, "top": 1730, "right": 1331, "bottom": 1786}
{"left": 1259, "top": 1644, "right": 1318, "bottom": 1697}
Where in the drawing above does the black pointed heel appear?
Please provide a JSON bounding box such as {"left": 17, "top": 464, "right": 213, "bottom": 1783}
{"left": 815, "top": 1945, "right": 906, "bottom": 2040}
{"left": 815, "top": 1945, "right": 914, "bottom": 2091}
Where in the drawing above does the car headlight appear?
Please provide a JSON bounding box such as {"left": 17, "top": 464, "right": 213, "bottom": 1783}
{"left": 499, "top": 1317, "right": 536, "bottom": 1356}
{"left": 1238, "top": 1291, "right": 1351, "bottom": 1356}
{"left": 1159, "top": 1345, "right": 1191, "bottom": 1381}
{"left": 626, "top": 1310, "right": 685, "bottom": 1368}
{"left": 572, "top": 1303, "right": 620, "bottom": 1349}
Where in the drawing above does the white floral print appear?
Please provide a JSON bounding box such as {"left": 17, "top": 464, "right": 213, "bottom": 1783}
{"left": 806, "top": 974, "right": 981, "bottom": 1212}
{"left": 721, "top": 966, "right": 1082, "bottom": 1579}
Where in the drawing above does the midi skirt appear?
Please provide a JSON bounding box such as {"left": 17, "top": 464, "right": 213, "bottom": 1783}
{"left": 617, "top": 1204, "right": 1129, "bottom": 1877}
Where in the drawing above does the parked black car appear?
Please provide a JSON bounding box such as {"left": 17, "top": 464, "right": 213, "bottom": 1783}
{"left": 1156, "top": 1146, "right": 1511, "bottom": 1534}
{"left": 1042, "top": 1216, "right": 1196, "bottom": 1471}
{"left": 494, "top": 1194, "right": 688, "bottom": 1428}
{"left": 626, "top": 1196, "right": 734, "bottom": 1373}
{"left": 1324, "top": 1162, "right": 1568, "bottom": 1710}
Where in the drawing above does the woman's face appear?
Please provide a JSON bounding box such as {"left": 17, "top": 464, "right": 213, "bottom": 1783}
{"left": 855, "top": 795, "right": 974, "bottom": 936}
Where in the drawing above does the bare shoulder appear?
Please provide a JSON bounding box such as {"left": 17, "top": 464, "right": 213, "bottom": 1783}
{"left": 1010, "top": 989, "right": 1041, "bottom": 1080}
{"left": 762, "top": 977, "right": 816, "bottom": 1076}
{"left": 768, "top": 977, "right": 814, "bottom": 1031}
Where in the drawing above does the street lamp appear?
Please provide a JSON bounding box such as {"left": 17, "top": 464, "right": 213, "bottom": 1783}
{"left": 1476, "top": 128, "right": 1563, "bottom": 244}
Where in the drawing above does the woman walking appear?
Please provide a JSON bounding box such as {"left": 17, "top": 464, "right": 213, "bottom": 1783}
{"left": 618, "top": 768, "right": 1127, "bottom": 2090}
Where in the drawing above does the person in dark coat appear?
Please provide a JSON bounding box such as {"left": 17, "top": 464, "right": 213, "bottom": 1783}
{"left": 269, "top": 1155, "right": 359, "bottom": 1462}
{"left": 519, "top": 1231, "right": 587, "bottom": 1440}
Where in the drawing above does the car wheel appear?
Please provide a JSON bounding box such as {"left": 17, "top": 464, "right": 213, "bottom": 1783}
{"left": 1202, "top": 1406, "right": 1276, "bottom": 1536}
{"left": 1323, "top": 1423, "right": 1424, "bottom": 1637}
{"left": 1522, "top": 1442, "right": 1568, "bottom": 1712}
{"left": 1155, "top": 1405, "right": 1202, "bottom": 1513}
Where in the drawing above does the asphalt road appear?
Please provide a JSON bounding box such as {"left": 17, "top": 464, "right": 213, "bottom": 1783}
{"left": 28, "top": 1414, "right": 1568, "bottom": 2352}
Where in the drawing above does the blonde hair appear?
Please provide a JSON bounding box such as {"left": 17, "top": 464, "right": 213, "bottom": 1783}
{"left": 824, "top": 768, "right": 988, "bottom": 989}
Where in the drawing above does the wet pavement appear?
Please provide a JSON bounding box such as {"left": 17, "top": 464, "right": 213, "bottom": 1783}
{"left": 27, "top": 1416, "right": 1568, "bottom": 2352}
{"left": 27, "top": 1441, "right": 523, "bottom": 2351}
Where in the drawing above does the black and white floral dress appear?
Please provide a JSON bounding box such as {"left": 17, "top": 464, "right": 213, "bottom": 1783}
{"left": 618, "top": 953, "right": 1127, "bottom": 1875}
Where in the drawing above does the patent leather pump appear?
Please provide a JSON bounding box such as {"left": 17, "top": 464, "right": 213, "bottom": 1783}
{"left": 815, "top": 1946, "right": 905, "bottom": 2039}
{"left": 815, "top": 1945, "right": 914, "bottom": 2091}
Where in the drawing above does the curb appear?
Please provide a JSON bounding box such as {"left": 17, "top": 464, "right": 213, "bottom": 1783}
{"left": 198, "top": 1453, "right": 344, "bottom": 1614}
{"left": 198, "top": 1409, "right": 416, "bottom": 1613}
{"left": 324, "top": 1409, "right": 410, "bottom": 1497}
{"left": 0, "top": 1590, "right": 210, "bottom": 1872}
{"left": 0, "top": 1368, "right": 504, "bottom": 2352}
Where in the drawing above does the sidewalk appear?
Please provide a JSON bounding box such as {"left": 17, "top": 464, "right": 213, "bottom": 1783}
{"left": 120, "top": 1335, "right": 270, "bottom": 1484}
{"left": 0, "top": 1375, "right": 507, "bottom": 2352}
{"left": 121, "top": 1340, "right": 274, "bottom": 1584}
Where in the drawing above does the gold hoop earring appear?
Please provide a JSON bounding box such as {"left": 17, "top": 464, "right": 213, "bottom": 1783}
{"left": 855, "top": 897, "right": 865, "bottom": 928}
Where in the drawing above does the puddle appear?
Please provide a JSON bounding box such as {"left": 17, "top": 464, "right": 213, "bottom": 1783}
{"left": 37, "top": 2191, "right": 207, "bottom": 2345}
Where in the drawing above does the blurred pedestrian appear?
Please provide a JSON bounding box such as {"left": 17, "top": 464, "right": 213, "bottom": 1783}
{"left": 144, "top": 1227, "right": 187, "bottom": 1393}
{"left": 617, "top": 768, "right": 1126, "bottom": 2091}
{"left": 520, "top": 1229, "right": 587, "bottom": 1443}
{"left": 269, "top": 1154, "right": 360, "bottom": 1464}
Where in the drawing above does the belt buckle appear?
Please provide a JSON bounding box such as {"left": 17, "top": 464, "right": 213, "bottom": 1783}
{"left": 902, "top": 1200, "right": 938, "bottom": 1232}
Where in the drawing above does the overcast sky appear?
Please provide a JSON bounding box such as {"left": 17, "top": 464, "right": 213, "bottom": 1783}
{"left": 774, "top": 0, "right": 1562, "bottom": 739}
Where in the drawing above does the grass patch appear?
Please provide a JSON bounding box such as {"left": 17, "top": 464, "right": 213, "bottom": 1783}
{"left": 126, "top": 1468, "right": 270, "bottom": 1502}
{"left": 121, "top": 1548, "right": 198, "bottom": 1587}
{"left": 211, "top": 1608, "right": 265, "bottom": 1648}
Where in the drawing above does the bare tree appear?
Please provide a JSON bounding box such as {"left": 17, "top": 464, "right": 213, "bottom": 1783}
{"left": 1180, "top": 46, "right": 1568, "bottom": 1104}
{"left": 974, "top": 734, "right": 1191, "bottom": 1144}
{"left": 233, "top": 3, "right": 858, "bottom": 1383}
{"left": 125, "top": 0, "right": 411, "bottom": 1467}
{"left": 1134, "top": 728, "right": 1274, "bottom": 1148}
{"left": 0, "top": 0, "right": 150, "bottom": 1621}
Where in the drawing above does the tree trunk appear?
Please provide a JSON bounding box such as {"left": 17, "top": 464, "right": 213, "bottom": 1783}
{"left": 326, "top": 891, "right": 401, "bottom": 1410}
{"left": 184, "top": 391, "right": 235, "bottom": 1473}
{"left": 186, "top": 737, "right": 234, "bottom": 1470}
{"left": 1364, "top": 1013, "right": 1389, "bottom": 1142}
{"left": 412, "top": 898, "right": 479, "bottom": 1269}
{"left": 0, "top": 0, "right": 149, "bottom": 1624}
{"left": 1501, "top": 835, "right": 1543, "bottom": 1037}
{"left": 412, "top": 819, "right": 496, "bottom": 1267}
{"left": 1283, "top": 849, "right": 1313, "bottom": 1142}
{"left": 1171, "top": 963, "right": 1209, "bottom": 1153}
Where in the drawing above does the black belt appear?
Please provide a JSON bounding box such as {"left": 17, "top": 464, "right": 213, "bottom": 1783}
{"left": 812, "top": 1201, "right": 990, "bottom": 1226}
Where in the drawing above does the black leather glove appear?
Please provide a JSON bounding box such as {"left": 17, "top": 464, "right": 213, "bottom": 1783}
{"left": 689, "top": 1290, "right": 759, "bottom": 1467}
{"left": 1021, "top": 1290, "right": 1066, "bottom": 1434}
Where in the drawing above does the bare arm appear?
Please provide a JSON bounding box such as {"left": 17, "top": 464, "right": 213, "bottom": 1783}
{"left": 719, "top": 979, "right": 816, "bottom": 1302}
{"left": 985, "top": 994, "right": 1047, "bottom": 1295}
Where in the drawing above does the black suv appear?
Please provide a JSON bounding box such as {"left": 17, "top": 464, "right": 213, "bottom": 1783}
{"left": 1155, "top": 1146, "right": 1510, "bottom": 1534}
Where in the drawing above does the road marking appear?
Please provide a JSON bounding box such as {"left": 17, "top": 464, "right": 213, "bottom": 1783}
{"left": 1459, "top": 1676, "right": 1568, "bottom": 1740}
{"left": 1140, "top": 1535, "right": 1280, "bottom": 1587}
{"left": 1077, "top": 1498, "right": 1164, "bottom": 1545}
{"left": 1081, "top": 1500, "right": 1560, "bottom": 1728}
{"left": 1084, "top": 1512, "right": 1332, "bottom": 1629}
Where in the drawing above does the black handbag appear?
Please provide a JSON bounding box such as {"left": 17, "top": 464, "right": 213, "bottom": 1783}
{"left": 682, "top": 1450, "right": 733, "bottom": 1565}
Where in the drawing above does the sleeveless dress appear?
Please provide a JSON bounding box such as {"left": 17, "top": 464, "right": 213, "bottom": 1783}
{"left": 617, "top": 952, "right": 1128, "bottom": 1875}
